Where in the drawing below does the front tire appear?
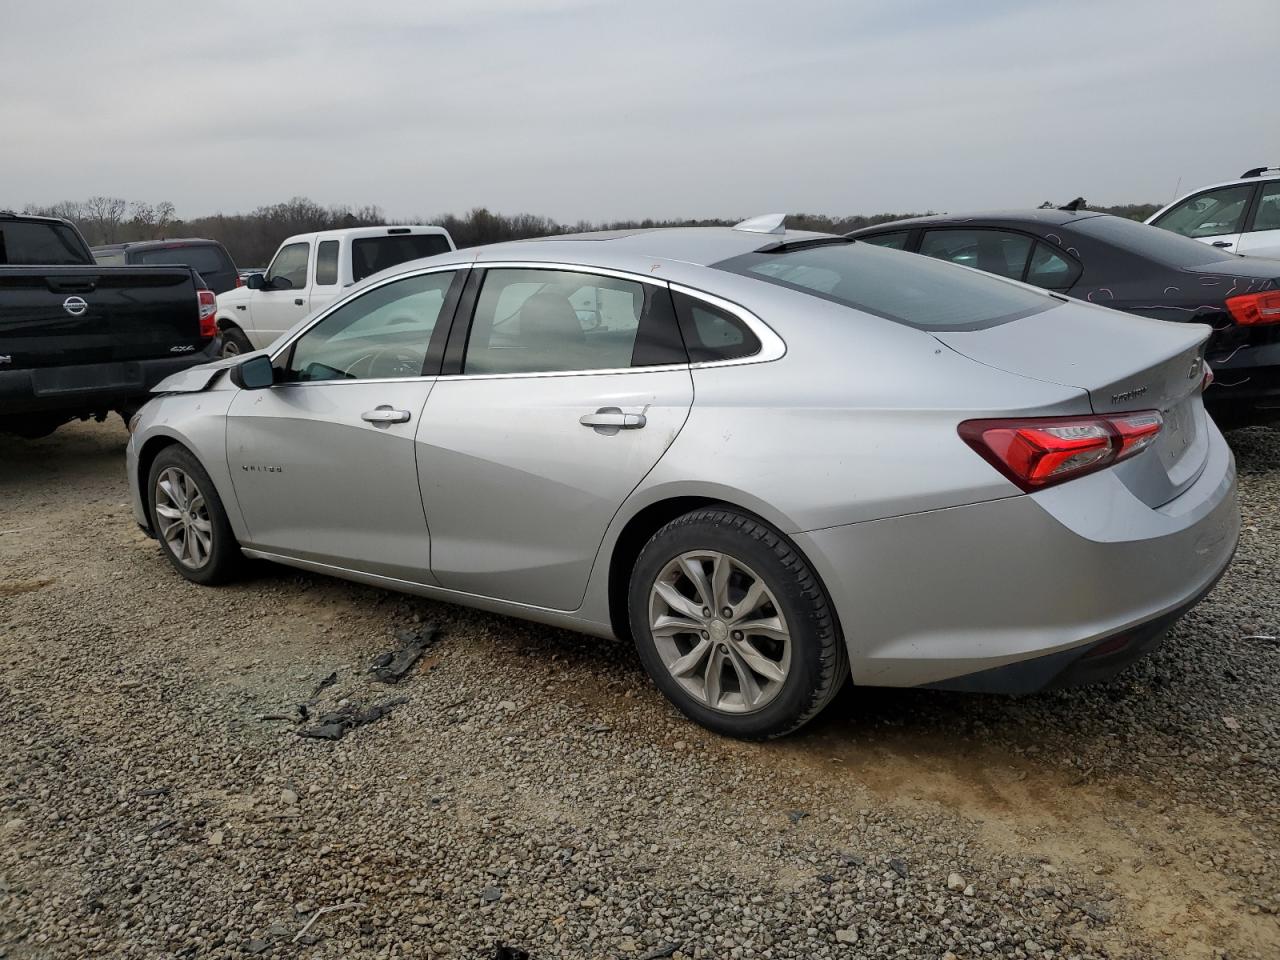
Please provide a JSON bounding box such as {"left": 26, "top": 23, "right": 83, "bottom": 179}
{"left": 218, "top": 325, "right": 253, "bottom": 358}
{"left": 628, "top": 507, "right": 848, "bottom": 739}
{"left": 147, "top": 445, "right": 242, "bottom": 584}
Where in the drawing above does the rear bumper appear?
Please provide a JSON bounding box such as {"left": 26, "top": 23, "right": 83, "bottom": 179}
{"left": 1204, "top": 345, "right": 1280, "bottom": 425}
{"left": 795, "top": 420, "right": 1240, "bottom": 692}
{"left": 0, "top": 339, "right": 220, "bottom": 417}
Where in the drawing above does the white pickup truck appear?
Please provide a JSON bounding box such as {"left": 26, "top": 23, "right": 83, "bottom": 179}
{"left": 214, "top": 225, "right": 455, "bottom": 355}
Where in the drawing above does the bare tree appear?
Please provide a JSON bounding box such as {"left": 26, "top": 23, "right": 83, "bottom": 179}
{"left": 155, "top": 201, "right": 176, "bottom": 238}
{"left": 84, "top": 196, "right": 127, "bottom": 244}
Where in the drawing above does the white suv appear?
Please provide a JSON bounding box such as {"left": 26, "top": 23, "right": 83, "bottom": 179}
{"left": 1146, "top": 167, "right": 1280, "bottom": 259}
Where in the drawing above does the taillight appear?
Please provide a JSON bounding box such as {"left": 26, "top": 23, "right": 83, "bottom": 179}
{"left": 959, "top": 411, "right": 1163, "bottom": 492}
{"left": 198, "top": 289, "right": 217, "bottom": 339}
{"left": 1202, "top": 363, "right": 1214, "bottom": 391}
{"left": 236, "top": 275, "right": 244, "bottom": 288}
{"left": 1225, "top": 291, "right": 1280, "bottom": 325}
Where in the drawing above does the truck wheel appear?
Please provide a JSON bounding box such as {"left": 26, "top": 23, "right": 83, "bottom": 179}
{"left": 628, "top": 507, "right": 848, "bottom": 739}
{"left": 147, "top": 445, "right": 242, "bottom": 585}
{"left": 219, "top": 326, "right": 253, "bottom": 358}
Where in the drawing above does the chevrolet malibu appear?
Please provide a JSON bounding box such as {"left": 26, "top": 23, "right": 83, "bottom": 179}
{"left": 126, "top": 218, "right": 1240, "bottom": 739}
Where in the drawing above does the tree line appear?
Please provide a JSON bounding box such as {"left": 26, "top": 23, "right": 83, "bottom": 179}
{"left": 13, "top": 195, "right": 1162, "bottom": 268}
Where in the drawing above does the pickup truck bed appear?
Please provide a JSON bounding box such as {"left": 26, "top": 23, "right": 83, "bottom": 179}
{"left": 1, "top": 233, "right": 219, "bottom": 437}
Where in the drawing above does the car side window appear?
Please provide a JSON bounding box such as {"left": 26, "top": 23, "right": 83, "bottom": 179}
{"left": 860, "top": 231, "right": 909, "bottom": 250}
{"left": 1025, "top": 242, "right": 1080, "bottom": 290}
{"left": 1154, "top": 185, "right": 1253, "bottom": 238}
{"left": 1248, "top": 183, "right": 1280, "bottom": 232}
{"left": 672, "top": 292, "right": 761, "bottom": 363}
{"left": 463, "top": 268, "right": 683, "bottom": 374}
{"left": 283, "top": 271, "right": 456, "bottom": 382}
{"left": 919, "top": 229, "right": 1032, "bottom": 281}
{"left": 315, "top": 240, "right": 339, "bottom": 285}
{"left": 266, "top": 242, "right": 310, "bottom": 289}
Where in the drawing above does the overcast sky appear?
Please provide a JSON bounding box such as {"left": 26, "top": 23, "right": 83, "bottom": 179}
{"left": 2, "top": 0, "right": 1277, "bottom": 222}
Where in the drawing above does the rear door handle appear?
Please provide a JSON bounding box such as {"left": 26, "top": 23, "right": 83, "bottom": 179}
{"left": 1212, "top": 241, "right": 1233, "bottom": 248}
{"left": 580, "top": 406, "right": 647, "bottom": 431}
{"left": 362, "top": 405, "right": 411, "bottom": 426}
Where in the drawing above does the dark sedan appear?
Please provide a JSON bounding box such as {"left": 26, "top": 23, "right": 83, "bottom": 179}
{"left": 849, "top": 209, "right": 1280, "bottom": 425}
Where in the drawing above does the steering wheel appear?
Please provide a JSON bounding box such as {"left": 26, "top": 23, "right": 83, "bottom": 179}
{"left": 345, "top": 347, "right": 424, "bottom": 379}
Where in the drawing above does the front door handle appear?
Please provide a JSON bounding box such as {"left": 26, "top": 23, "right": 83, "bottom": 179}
{"left": 362, "top": 405, "right": 411, "bottom": 426}
{"left": 294, "top": 298, "right": 305, "bottom": 306}
{"left": 580, "top": 406, "right": 647, "bottom": 433}
{"left": 1212, "top": 241, "right": 1233, "bottom": 248}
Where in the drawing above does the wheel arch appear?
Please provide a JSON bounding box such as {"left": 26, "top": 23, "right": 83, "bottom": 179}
{"left": 602, "top": 486, "right": 828, "bottom": 646}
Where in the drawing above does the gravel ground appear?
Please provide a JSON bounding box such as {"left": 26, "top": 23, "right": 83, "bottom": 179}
{"left": 1, "top": 419, "right": 1277, "bottom": 960}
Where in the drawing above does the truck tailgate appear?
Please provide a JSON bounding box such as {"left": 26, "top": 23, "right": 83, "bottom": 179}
{"left": 0, "top": 266, "right": 205, "bottom": 369}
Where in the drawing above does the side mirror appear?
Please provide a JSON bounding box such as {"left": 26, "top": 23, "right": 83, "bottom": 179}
{"left": 269, "top": 275, "right": 294, "bottom": 291}
{"left": 230, "top": 354, "right": 276, "bottom": 390}
{"left": 245, "top": 273, "right": 265, "bottom": 290}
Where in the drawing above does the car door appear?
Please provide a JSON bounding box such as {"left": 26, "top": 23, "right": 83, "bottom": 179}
{"left": 1234, "top": 181, "right": 1280, "bottom": 259}
{"left": 225, "top": 267, "right": 464, "bottom": 582}
{"left": 249, "top": 240, "right": 314, "bottom": 347}
{"left": 416, "top": 265, "right": 693, "bottom": 610}
{"left": 1149, "top": 183, "right": 1256, "bottom": 254}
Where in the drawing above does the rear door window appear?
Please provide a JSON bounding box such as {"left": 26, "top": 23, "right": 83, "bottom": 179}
{"left": 463, "top": 268, "right": 683, "bottom": 374}
{"left": 919, "top": 229, "right": 1032, "bottom": 281}
{"left": 1247, "top": 182, "right": 1280, "bottom": 232}
{"left": 715, "top": 241, "right": 1054, "bottom": 331}
{"left": 1153, "top": 184, "right": 1254, "bottom": 238}
{"left": 351, "top": 233, "right": 452, "bottom": 283}
{"left": 315, "top": 240, "right": 339, "bottom": 285}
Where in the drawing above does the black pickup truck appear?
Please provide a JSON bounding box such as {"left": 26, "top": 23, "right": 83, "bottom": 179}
{"left": 0, "top": 212, "right": 220, "bottom": 438}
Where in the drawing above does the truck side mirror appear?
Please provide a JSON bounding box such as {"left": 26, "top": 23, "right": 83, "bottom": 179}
{"left": 245, "top": 273, "right": 265, "bottom": 290}
{"left": 230, "top": 354, "right": 276, "bottom": 390}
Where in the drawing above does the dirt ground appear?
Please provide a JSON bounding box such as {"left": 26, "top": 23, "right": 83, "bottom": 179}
{"left": 1, "top": 419, "right": 1277, "bottom": 959}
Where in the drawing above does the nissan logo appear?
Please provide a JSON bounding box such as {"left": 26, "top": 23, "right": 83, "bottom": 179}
{"left": 63, "top": 296, "right": 88, "bottom": 317}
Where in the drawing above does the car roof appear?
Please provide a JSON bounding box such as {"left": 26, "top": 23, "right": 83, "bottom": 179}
{"left": 0, "top": 211, "right": 72, "bottom": 226}
{"left": 848, "top": 209, "right": 1108, "bottom": 234}
{"left": 285, "top": 225, "right": 453, "bottom": 244}
{"left": 472, "top": 226, "right": 835, "bottom": 267}
{"left": 92, "top": 238, "right": 224, "bottom": 252}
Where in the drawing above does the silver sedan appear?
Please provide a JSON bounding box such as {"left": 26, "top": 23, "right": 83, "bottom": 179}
{"left": 126, "top": 219, "right": 1239, "bottom": 738}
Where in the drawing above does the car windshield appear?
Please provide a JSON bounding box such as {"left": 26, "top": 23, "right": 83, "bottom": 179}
{"left": 714, "top": 241, "right": 1054, "bottom": 331}
{"left": 1075, "top": 215, "right": 1235, "bottom": 268}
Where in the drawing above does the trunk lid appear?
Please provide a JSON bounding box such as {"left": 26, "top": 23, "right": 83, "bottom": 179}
{"left": 0, "top": 266, "right": 204, "bottom": 369}
{"left": 936, "top": 300, "right": 1210, "bottom": 506}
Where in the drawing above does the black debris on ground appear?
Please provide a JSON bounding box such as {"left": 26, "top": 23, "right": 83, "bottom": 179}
{"left": 370, "top": 625, "right": 439, "bottom": 683}
{"left": 297, "top": 698, "right": 409, "bottom": 742}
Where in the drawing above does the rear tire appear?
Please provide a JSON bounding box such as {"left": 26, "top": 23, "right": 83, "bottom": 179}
{"left": 628, "top": 507, "right": 848, "bottom": 739}
{"left": 147, "top": 445, "right": 242, "bottom": 585}
{"left": 219, "top": 325, "right": 253, "bottom": 358}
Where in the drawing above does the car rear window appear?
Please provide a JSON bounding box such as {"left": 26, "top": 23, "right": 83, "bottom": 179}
{"left": 714, "top": 241, "right": 1054, "bottom": 331}
{"left": 1073, "top": 215, "right": 1235, "bottom": 268}
{"left": 0, "top": 220, "right": 90, "bottom": 265}
{"left": 351, "top": 234, "right": 452, "bottom": 283}
{"left": 133, "top": 244, "right": 231, "bottom": 275}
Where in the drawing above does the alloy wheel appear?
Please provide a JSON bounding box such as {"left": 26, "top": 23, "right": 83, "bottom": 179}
{"left": 648, "top": 550, "right": 792, "bottom": 714}
{"left": 154, "top": 467, "right": 213, "bottom": 569}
